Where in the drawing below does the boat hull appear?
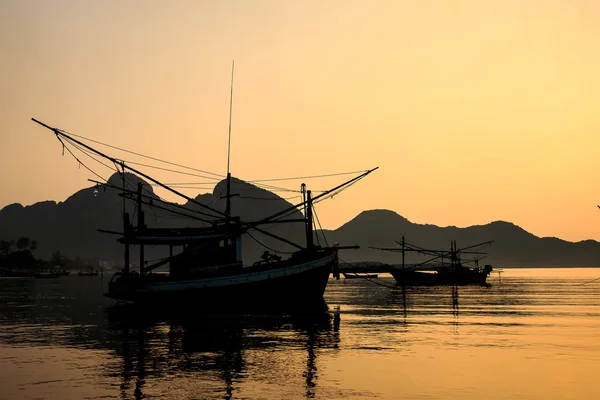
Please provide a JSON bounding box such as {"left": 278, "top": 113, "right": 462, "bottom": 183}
{"left": 34, "top": 273, "right": 60, "bottom": 279}
{"left": 106, "top": 249, "right": 337, "bottom": 312}
{"left": 391, "top": 268, "right": 490, "bottom": 286}
{"left": 342, "top": 273, "right": 378, "bottom": 279}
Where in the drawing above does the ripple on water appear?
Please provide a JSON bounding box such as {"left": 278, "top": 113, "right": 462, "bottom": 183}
{"left": 1, "top": 269, "right": 600, "bottom": 399}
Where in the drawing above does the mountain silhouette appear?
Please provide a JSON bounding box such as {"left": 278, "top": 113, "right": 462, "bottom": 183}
{"left": 320, "top": 209, "right": 600, "bottom": 267}
{"left": 1, "top": 176, "right": 599, "bottom": 268}
{"left": 0, "top": 172, "right": 305, "bottom": 269}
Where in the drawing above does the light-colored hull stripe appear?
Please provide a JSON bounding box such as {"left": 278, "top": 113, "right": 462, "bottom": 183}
{"left": 138, "top": 254, "right": 336, "bottom": 293}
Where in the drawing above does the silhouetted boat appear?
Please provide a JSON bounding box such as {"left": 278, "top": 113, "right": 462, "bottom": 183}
{"left": 373, "top": 237, "right": 494, "bottom": 286}
{"left": 390, "top": 265, "right": 492, "bottom": 286}
{"left": 342, "top": 272, "right": 378, "bottom": 279}
{"left": 33, "top": 84, "right": 377, "bottom": 311}
{"left": 0, "top": 269, "right": 32, "bottom": 278}
{"left": 102, "top": 166, "right": 373, "bottom": 308}
{"left": 78, "top": 267, "right": 99, "bottom": 276}
{"left": 34, "top": 272, "right": 60, "bottom": 279}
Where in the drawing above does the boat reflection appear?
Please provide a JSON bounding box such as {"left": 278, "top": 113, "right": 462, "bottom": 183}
{"left": 382, "top": 283, "right": 462, "bottom": 317}
{"left": 104, "top": 306, "right": 341, "bottom": 400}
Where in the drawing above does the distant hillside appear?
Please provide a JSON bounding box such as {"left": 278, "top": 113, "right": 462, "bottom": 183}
{"left": 1, "top": 180, "right": 599, "bottom": 268}
{"left": 0, "top": 172, "right": 305, "bottom": 268}
{"left": 319, "top": 209, "right": 600, "bottom": 267}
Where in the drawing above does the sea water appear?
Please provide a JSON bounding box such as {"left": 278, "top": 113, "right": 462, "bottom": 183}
{"left": 1, "top": 268, "right": 599, "bottom": 399}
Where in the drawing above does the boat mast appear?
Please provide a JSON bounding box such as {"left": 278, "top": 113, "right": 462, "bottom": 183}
{"left": 306, "top": 190, "right": 314, "bottom": 249}
{"left": 137, "top": 182, "right": 145, "bottom": 279}
{"left": 121, "top": 162, "right": 130, "bottom": 276}
{"left": 401, "top": 235, "right": 405, "bottom": 270}
{"left": 225, "top": 60, "right": 235, "bottom": 217}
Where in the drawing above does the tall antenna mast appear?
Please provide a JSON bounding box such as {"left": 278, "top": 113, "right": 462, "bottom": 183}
{"left": 225, "top": 60, "right": 235, "bottom": 216}
{"left": 227, "top": 60, "right": 234, "bottom": 177}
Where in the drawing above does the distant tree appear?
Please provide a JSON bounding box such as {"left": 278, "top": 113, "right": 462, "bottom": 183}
{"left": 16, "top": 237, "right": 30, "bottom": 251}
{"left": 0, "top": 240, "right": 12, "bottom": 256}
{"left": 30, "top": 240, "right": 38, "bottom": 252}
{"left": 51, "top": 251, "right": 63, "bottom": 267}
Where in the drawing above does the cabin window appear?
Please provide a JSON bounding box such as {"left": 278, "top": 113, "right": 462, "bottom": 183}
{"left": 219, "top": 240, "right": 225, "bottom": 248}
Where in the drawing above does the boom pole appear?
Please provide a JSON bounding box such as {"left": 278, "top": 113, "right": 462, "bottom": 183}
{"left": 225, "top": 60, "right": 235, "bottom": 217}
{"left": 31, "top": 118, "right": 232, "bottom": 221}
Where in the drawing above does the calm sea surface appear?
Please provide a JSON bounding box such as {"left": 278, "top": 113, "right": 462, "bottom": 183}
{"left": 1, "top": 268, "right": 599, "bottom": 400}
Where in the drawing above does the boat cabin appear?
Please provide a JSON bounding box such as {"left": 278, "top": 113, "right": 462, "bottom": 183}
{"left": 118, "top": 224, "right": 243, "bottom": 277}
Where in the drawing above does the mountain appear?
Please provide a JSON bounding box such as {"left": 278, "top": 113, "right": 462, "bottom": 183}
{"left": 0, "top": 172, "right": 305, "bottom": 268}
{"left": 1, "top": 178, "right": 599, "bottom": 268}
{"left": 320, "top": 209, "right": 600, "bottom": 267}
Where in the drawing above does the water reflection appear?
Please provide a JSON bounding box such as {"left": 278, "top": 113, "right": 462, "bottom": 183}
{"left": 452, "top": 285, "right": 459, "bottom": 317}
{"left": 3, "top": 271, "right": 600, "bottom": 400}
{"left": 104, "top": 306, "right": 341, "bottom": 400}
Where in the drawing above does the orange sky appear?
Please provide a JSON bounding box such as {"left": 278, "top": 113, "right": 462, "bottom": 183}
{"left": 1, "top": 0, "right": 599, "bottom": 242}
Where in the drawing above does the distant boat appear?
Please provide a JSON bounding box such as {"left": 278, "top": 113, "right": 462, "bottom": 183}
{"left": 342, "top": 273, "right": 378, "bottom": 279}
{"left": 390, "top": 266, "right": 492, "bottom": 286}
{"left": 78, "top": 267, "right": 99, "bottom": 277}
{"left": 51, "top": 267, "right": 71, "bottom": 276}
{"left": 34, "top": 272, "right": 60, "bottom": 279}
{"left": 372, "top": 237, "right": 494, "bottom": 286}
{"left": 0, "top": 269, "right": 32, "bottom": 278}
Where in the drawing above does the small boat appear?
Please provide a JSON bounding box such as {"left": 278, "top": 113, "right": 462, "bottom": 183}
{"left": 78, "top": 267, "right": 99, "bottom": 276}
{"left": 0, "top": 269, "right": 32, "bottom": 278}
{"left": 373, "top": 237, "right": 494, "bottom": 286}
{"left": 34, "top": 272, "right": 60, "bottom": 279}
{"left": 342, "top": 273, "right": 378, "bottom": 279}
{"left": 390, "top": 265, "right": 492, "bottom": 286}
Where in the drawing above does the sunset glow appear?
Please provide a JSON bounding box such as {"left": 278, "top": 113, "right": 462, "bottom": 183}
{"left": 1, "top": 0, "right": 599, "bottom": 241}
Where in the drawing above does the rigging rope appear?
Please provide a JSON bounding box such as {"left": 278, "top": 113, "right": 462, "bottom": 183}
{"left": 55, "top": 125, "right": 375, "bottom": 212}
{"left": 64, "top": 137, "right": 120, "bottom": 175}
{"left": 57, "top": 128, "right": 224, "bottom": 178}
{"left": 125, "top": 160, "right": 222, "bottom": 181}
{"left": 313, "top": 205, "right": 328, "bottom": 247}
{"left": 248, "top": 170, "right": 369, "bottom": 183}
{"left": 56, "top": 137, "right": 109, "bottom": 183}
{"left": 64, "top": 131, "right": 356, "bottom": 199}
{"left": 246, "top": 231, "right": 295, "bottom": 254}
{"left": 238, "top": 195, "right": 302, "bottom": 201}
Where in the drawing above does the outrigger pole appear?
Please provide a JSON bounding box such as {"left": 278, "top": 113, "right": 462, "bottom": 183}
{"left": 243, "top": 167, "right": 379, "bottom": 231}
{"left": 224, "top": 60, "right": 236, "bottom": 217}
{"left": 371, "top": 239, "right": 493, "bottom": 271}
{"left": 31, "top": 118, "right": 233, "bottom": 221}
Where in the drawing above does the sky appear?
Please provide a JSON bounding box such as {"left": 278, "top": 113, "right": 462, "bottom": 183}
{"left": 1, "top": 0, "right": 599, "bottom": 242}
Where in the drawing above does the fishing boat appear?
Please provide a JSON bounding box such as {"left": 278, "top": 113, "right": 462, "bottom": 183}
{"left": 0, "top": 269, "right": 32, "bottom": 278}
{"left": 372, "top": 237, "right": 494, "bottom": 286}
{"left": 106, "top": 169, "right": 375, "bottom": 309}
{"left": 32, "top": 66, "right": 376, "bottom": 311}
{"left": 390, "top": 264, "right": 492, "bottom": 286}
{"left": 78, "top": 267, "right": 99, "bottom": 277}
{"left": 342, "top": 273, "right": 378, "bottom": 279}
{"left": 34, "top": 271, "right": 60, "bottom": 279}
